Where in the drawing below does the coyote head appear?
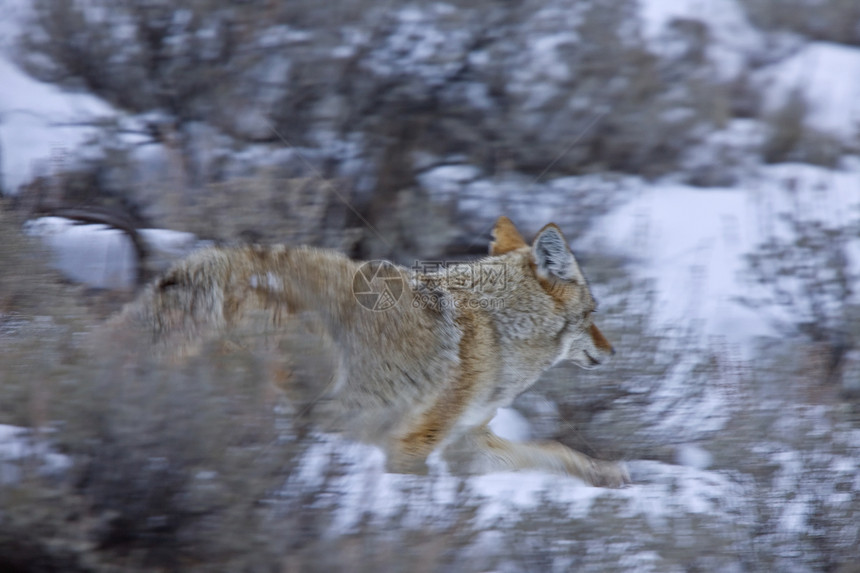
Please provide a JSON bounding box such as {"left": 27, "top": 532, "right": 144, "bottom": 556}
{"left": 490, "top": 216, "right": 614, "bottom": 370}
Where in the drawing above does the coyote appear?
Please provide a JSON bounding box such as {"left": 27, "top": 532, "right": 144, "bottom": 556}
{"left": 114, "top": 217, "right": 629, "bottom": 487}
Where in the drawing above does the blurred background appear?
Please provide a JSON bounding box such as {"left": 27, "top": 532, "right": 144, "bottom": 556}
{"left": 1, "top": 0, "right": 859, "bottom": 571}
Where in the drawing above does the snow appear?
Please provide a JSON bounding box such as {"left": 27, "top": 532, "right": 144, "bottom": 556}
{"left": 25, "top": 217, "right": 201, "bottom": 289}
{"left": 365, "top": 6, "right": 471, "bottom": 87}
{"left": 528, "top": 34, "right": 578, "bottom": 82}
{"left": 286, "top": 434, "right": 745, "bottom": 541}
{"left": 757, "top": 42, "right": 860, "bottom": 141}
{"left": 675, "top": 443, "right": 714, "bottom": 469}
{"left": 0, "top": 424, "right": 71, "bottom": 485}
{"left": 639, "top": 0, "right": 763, "bottom": 78}
{"left": 0, "top": 55, "right": 115, "bottom": 193}
{"left": 24, "top": 217, "right": 138, "bottom": 289}
{"left": 488, "top": 407, "right": 532, "bottom": 442}
{"left": 0, "top": 26, "right": 117, "bottom": 193}
{"left": 588, "top": 163, "right": 860, "bottom": 353}
{"left": 591, "top": 182, "right": 770, "bottom": 349}
{"left": 139, "top": 227, "right": 202, "bottom": 270}
{"left": 0, "top": 0, "right": 30, "bottom": 46}
{"left": 417, "top": 164, "right": 481, "bottom": 198}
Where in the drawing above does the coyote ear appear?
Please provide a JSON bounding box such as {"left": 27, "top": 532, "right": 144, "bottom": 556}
{"left": 532, "top": 224, "right": 583, "bottom": 282}
{"left": 490, "top": 216, "right": 527, "bottom": 255}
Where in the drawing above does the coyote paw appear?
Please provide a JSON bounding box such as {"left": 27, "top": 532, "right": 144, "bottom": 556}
{"left": 541, "top": 441, "right": 631, "bottom": 488}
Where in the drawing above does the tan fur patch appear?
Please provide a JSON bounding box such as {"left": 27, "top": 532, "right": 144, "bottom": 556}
{"left": 396, "top": 308, "right": 487, "bottom": 463}
{"left": 490, "top": 216, "right": 527, "bottom": 255}
{"left": 528, "top": 259, "right": 569, "bottom": 309}
{"left": 590, "top": 323, "right": 613, "bottom": 354}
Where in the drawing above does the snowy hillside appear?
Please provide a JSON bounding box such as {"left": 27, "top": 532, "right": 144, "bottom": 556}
{"left": 591, "top": 163, "right": 860, "bottom": 347}
{"left": 0, "top": 0, "right": 116, "bottom": 194}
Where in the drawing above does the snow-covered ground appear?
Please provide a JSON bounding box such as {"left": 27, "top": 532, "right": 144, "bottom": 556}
{"left": 0, "top": 0, "right": 117, "bottom": 194}
{"left": 589, "top": 162, "right": 860, "bottom": 351}
{"left": 758, "top": 42, "right": 860, "bottom": 140}
{"left": 0, "top": 424, "right": 70, "bottom": 485}
{"left": 24, "top": 217, "right": 200, "bottom": 289}
{"left": 286, "top": 431, "right": 748, "bottom": 526}
{"left": 639, "top": 0, "right": 764, "bottom": 78}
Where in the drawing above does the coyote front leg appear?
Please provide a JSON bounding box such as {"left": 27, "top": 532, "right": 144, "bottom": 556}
{"left": 444, "top": 423, "right": 630, "bottom": 488}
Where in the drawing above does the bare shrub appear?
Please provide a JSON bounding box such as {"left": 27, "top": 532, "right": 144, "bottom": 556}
{"left": 740, "top": 181, "right": 860, "bottom": 385}
{"left": 740, "top": 0, "right": 860, "bottom": 46}
{"left": 761, "top": 90, "right": 844, "bottom": 167}
{"left": 151, "top": 173, "right": 360, "bottom": 250}
{"left": 0, "top": 308, "right": 488, "bottom": 571}
{"left": 2, "top": 326, "right": 293, "bottom": 570}
{"left": 0, "top": 202, "right": 92, "bottom": 322}
{"left": 711, "top": 336, "right": 860, "bottom": 571}
{"left": 16, "top": 0, "right": 277, "bottom": 192}
{"left": 17, "top": 0, "right": 733, "bottom": 203}
{"left": 19, "top": 0, "right": 263, "bottom": 122}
